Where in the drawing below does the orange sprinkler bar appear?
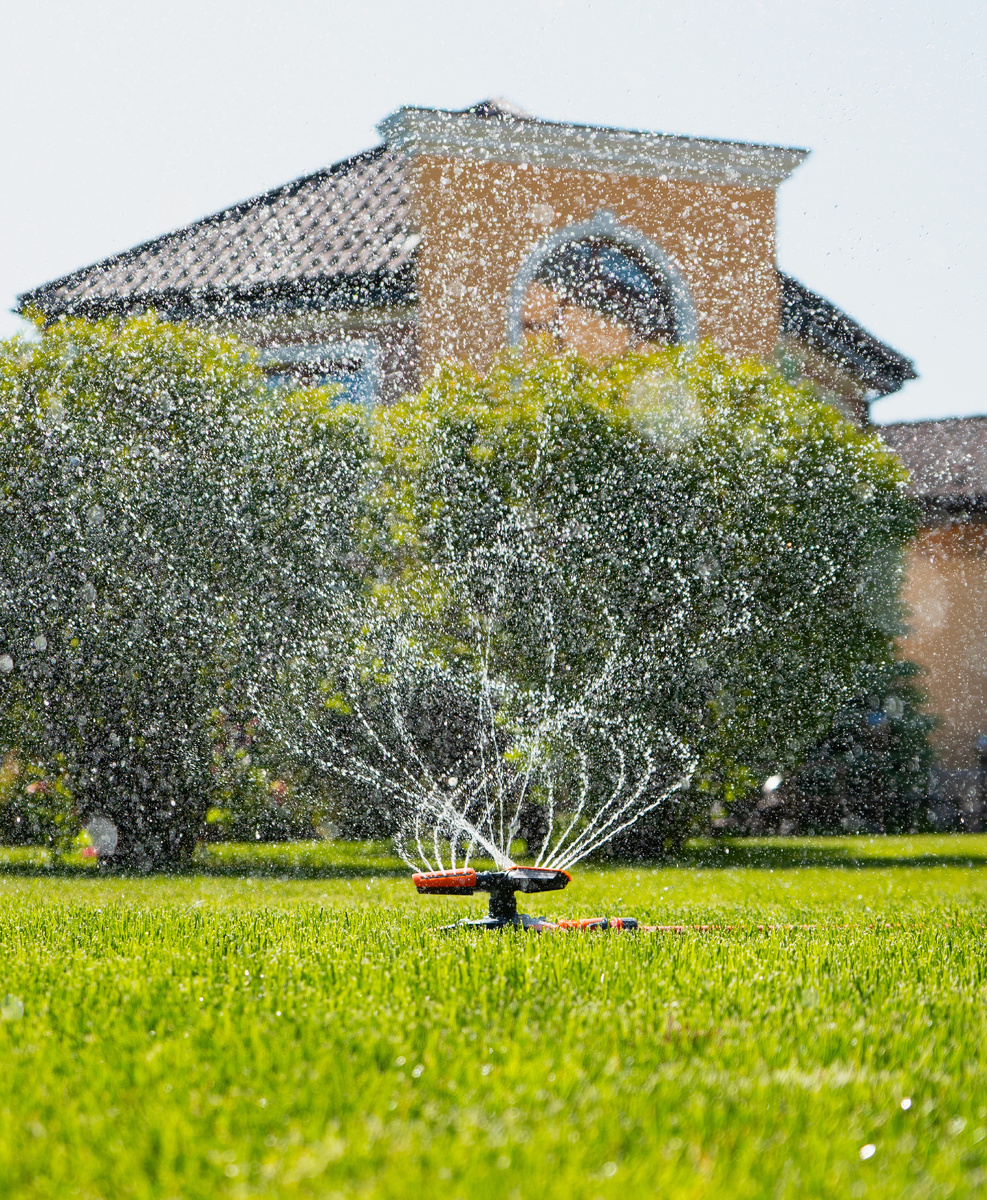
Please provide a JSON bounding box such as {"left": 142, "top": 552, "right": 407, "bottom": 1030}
{"left": 412, "top": 865, "right": 586, "bottom": 931}
{"left": 412, "top": 868, "right": 478, "bottom": 895}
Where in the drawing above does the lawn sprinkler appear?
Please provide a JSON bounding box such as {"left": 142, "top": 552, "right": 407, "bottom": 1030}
{"left": 412, "top": 866, "right": 641, "bottom": 932}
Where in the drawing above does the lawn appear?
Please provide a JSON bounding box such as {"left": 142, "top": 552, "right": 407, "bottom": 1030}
{"left": 1, "top": 836, "right": 987, "bottom": 1198}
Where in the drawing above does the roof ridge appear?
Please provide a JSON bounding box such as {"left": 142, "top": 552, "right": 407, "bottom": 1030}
{"left": 384, "top": 103, "right": 809, "bottom": 161}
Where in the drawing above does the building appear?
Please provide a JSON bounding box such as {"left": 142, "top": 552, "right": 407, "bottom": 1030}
{"left": 25, "top": 99, "right": 981, "bottom": 803}
{"left": 879, "top": 420, "right": 987, "bottom": 824}
{"left": 18, "top": 99, "right": 914, "bottom": 415}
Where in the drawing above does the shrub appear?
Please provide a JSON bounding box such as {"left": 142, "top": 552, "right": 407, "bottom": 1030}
{"left": 723, "top": 659, "right": 936, "bottom": 835}
{"left": 273, "top": 344, "right": 920, "bottom": 860}
{"left": 0, "top": 314, "right": 364, "bottom": 867}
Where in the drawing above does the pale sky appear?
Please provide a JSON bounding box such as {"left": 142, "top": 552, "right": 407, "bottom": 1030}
{"left": 1, "top": 0, "right": 983, "bottom": 423}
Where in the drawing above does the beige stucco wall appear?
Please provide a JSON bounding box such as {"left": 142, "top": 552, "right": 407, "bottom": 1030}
{"left": 900, "top": 522, "right": 987, "bottom": 769}
{"left": 410, "top": 155, "right": 780, "bottom": 377}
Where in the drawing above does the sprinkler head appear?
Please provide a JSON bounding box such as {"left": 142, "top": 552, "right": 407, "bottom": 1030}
{"left": 412, "top": 865, "right": 570, "bottom": 930}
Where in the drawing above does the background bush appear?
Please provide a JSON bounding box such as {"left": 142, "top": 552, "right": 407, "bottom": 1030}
{"left": 720, "top": 659, "right": 936, "bottom": 835}
{"left": 274, "top": 344, "right": 923, "bottom": 852}
{"left": 0, "top": 314, "right": 364, "bottom": 866}
{"left": 0, "top": 322, "right": 931, "bottom": 859}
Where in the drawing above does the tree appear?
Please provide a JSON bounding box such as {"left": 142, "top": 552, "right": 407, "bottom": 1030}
{"left": 271, "top": 344, "right": 919, "bottom": 867}
{"left": 0, "top": 314, "right": 364, "bottom": 867}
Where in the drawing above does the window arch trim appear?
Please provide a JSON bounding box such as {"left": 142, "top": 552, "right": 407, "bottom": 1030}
{"left": 506, "top": 210, "right": 698, "bottom": 348}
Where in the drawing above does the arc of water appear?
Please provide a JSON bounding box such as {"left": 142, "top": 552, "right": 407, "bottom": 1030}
{"left": 543, "top": 718, "right": 638, "bottom": 867}
{"left": 550, "top": 771, "right": 695, "bottom": 869}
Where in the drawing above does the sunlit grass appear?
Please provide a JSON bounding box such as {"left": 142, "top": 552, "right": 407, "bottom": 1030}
{"left": 2, "top": 837, "right": 987, "bottom": 1197}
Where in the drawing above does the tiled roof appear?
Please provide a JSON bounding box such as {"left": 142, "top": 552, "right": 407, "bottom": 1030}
{"left": 19, "top": 147, "right": 417, "bottom": 320}
{"left": 879, "top": 418, "right": 987, "bottom": 511}
{"left": 779, "top": 273, "right": 917, "bottom": 397}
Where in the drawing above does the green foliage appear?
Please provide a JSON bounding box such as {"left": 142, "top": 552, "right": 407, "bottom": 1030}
{"left": 0, "top": 323, "right": 924, "bottom": 860}
{"left": 759, "top": 659, "right": 937, "bottom": 834}
{"left": 1, "top": 846, "right": 987, "bottom": 1197}
{"left": 0, "top": 752, "right": 75, "bottom": 850}
{"left": 0, "top": 314, "right": 365, "bottom": 866}
{"left": 356, "top": 344, "right": 918, "bottom": 846}
{"left": 203, "top": 712, "right": 325, "bottom": 843}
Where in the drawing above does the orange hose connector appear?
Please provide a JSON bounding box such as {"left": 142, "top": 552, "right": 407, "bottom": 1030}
{"left": 555, "top": 917, "right": 639, "bottom": 931}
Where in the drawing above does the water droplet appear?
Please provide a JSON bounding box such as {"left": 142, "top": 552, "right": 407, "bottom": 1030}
{"left": 84, "top": 816, "right": 119, "bottom": 856}
{"left": 1, "top": 995, "right": 24, "bottom": 1020}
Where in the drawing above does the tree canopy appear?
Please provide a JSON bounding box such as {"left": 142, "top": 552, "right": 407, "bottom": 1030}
{"left": 0, "top": 321, "right": 921, "bottom": 865}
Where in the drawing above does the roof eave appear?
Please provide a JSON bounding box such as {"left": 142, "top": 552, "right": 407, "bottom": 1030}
{"left": 778, "top": 272, "right": 917, "bottom": 398}
{"left": 20, "top": 265, "right": 417, "bottom": 325}
{"left": 916, "top": 494, "right": 987, "bottom": 517}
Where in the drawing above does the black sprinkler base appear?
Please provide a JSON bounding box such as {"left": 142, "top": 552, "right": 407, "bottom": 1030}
{"left": 439, "top": 912, "right": 557, "bottom": 932}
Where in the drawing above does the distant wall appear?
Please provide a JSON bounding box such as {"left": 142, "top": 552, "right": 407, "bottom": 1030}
{"left": 900, "top": 521, "right": 987, "bottom": 770}
{"left": 410, "top": 155, "right": 779, "bottom": 377}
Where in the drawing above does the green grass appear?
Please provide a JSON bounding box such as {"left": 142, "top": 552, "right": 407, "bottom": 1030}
{"left": 2, "top": 836, "right": 987, "bottom": 1198}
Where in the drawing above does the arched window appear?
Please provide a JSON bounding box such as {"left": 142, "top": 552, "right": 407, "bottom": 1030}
{"left": 507, "top": 212, "right": 697, "bottom": 361}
